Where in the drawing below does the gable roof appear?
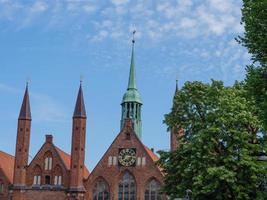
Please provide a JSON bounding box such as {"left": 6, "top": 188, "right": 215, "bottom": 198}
{"left": 55, "top": 147, "right": 90, "bottom": 179}
{"left": 0, "top": 151, "right": 15, "bottom": 183}
{"left": 144, "top": 146, "right": 159, "bottom": 162}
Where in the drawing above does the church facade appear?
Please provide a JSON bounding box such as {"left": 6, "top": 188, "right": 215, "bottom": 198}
{"left": 0, "top": 38, "right": 176, "bottom": 200}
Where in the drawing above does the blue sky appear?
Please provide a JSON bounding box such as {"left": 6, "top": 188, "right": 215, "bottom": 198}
{"left": 0, "top": 0, "right": 249, "bottom": 170}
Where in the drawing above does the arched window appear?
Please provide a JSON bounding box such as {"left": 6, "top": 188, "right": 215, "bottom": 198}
{"left": 118, "top": 172, "right": 136, "bottom": 200}
{"left": 0, "top": 180, "right": 4, "bottom": 194}
{"left": 93, "top": 178, "right": 109, "bottom": 200}
{"left": 33, "top": 165, "right": 42, "bottom": 185}
{"left": 145, "top": 179, "right": 162, "bottom": 200}
{"left": 44, "top": 152, "right": 52, "bottom": 170}
{"left": 54, "top": 165, "right": 63, "bottom": 186}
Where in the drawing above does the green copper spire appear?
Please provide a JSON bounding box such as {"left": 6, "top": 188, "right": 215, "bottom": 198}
{"left": 121, "top": 31, "right": 143, "bottom": 139}
{"left": 127, "top": 38, "right": 137, "bottom": 90}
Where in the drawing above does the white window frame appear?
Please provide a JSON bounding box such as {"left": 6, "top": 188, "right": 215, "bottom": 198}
{"left": 44, "top": 157, "right": 53, "bottom": 170}
{"left": 54, "top": 175, "right": 62, "bottom": 185}
{"left": 108, "top": 156, "right": 112, "bottom": 166}
{"left": 142, "top": 156, "right": 146, "bottom": 166}
{"left": 33, "top": 175, "right": 41, "bottom": 185}
{"left": 113, "top": 156, "right": 117, "bottom": 165}
{"left": 137, "top": 157, "right": 141, "bottom": 166}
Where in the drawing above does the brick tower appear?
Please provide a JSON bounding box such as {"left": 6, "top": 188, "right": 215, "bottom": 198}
{"left": 170, "top": 80, "right": 180, "bottom": 151}
{"left": 13, "top": 84, "right": 32, "bottom": 200}
{"left": 69, "top": 83, "right": 87, "bottom": 199}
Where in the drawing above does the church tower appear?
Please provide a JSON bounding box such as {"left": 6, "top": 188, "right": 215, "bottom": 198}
{"left": 170, "top": 80, "right": 184, "bottom": 151}
{"left": 13, "top": 83, "right": 32, "bottom": 199}
{"left": 121, "top": 31, "right": 143, "bottom": 139}
{"left": 70, "top": 83, "right": 87, "bottom": 198}
{"left": 170, "top": 80, "right": 179, "bottom": 151}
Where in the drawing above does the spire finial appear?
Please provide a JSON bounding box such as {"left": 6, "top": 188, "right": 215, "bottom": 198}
{"left": 132, "top": 30, "right": 136, "bottom": 43}
{"left": 80, "top": 75, "right": 83, "bottom": 85}
{"left": 26, "top": 77, "right": 30, "bottom": 87}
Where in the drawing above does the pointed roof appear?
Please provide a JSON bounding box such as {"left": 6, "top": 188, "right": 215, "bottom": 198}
{"left": 122, "top": 36, "right": 142, "bottom": 104}
{"left": 174, "top": 79, "right": 179, "bottom": 97}
{"left": 127, "top": 39, "right": 137, "bottom": 90}
{"left": 19, "top": 84, "right": 31, "bottom": 120}
{"left": 55, "top": 147, "right": 90, "bottom": 179}
{"left": 88, "top": 119, "right": 163, "bottom": 177}
{"left": 0, "top": 150, "right": 15, "bottom": 183}
{"left": 73, "top": 83, "right": 86, "bottom": 118}
{"left": 27, "top": 138, "right": 90, "bottom": 179}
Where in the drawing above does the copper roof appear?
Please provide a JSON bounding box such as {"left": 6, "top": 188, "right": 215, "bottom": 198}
{"left": 0, "top": 151, "right": 15, "bottom": 183}
{"left": 55, "top": 147, "right": 90, "bottom": 179}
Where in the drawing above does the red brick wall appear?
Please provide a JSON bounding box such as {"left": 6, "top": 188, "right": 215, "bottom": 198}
{"left": 13, "top": 119, "right": 31, "bottom": 186}
{"left": 0, "top": 169, "right": 10, "bottom": 200}
{"left": 70, "top": 118, "right": 86, "bottom": 190}
{"left": 84, "top": 126, "right": 165, "bottom": 200}
{"left": 26, "top": 142, "right": 70, "bottom": 188}
{"left": 24, "top": 190, "right": 66, "bottom": 200}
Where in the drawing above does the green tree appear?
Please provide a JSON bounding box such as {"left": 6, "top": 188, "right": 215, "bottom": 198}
{"left": 158, "top": 81, "right": 266, "bottom": 200}
{"left": 239, "top": 0, "right": 267, "bottom": 130}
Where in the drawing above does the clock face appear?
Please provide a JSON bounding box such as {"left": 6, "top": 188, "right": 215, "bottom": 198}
{"left": 118, "top": 148, "right": 136, "bottom": 167}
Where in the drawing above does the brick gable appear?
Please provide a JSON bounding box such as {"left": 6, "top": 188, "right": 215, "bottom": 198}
{"left": 84, "top": 120, "right": 165, "bottom": 200}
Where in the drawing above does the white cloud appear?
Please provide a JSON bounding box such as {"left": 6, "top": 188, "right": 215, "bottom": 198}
{"left": 83, "top": 4, "right": 97, "bottom": 13}
{"left": 180, "top": 17, "right": 196, "bottom": 29}
{"left": 30, "top": 1, "right": 47, "bottom": 13}
{"left": 111, "top": 0, "right": 129, "bottom": 6}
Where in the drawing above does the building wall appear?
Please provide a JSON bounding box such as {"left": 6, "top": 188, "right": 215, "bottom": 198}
{"left": 25, "top": 142, "right": 69, "bottom": 188}
{"left": 0, "top": 169, "right": 10, "bottom": 200}
{"left": 84, "top": 125, "right": 165, "bottom": 200}
{"left": 24, "top": 190, "right": 66, "bottom": 200}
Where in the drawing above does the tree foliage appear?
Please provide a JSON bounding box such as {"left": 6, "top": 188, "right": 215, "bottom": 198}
{"left": 239, "top": 0, "right": 267, "bottom": 130}
{"left": 239, "top": 0, "right": 267, "bottom": 65}
{"left": 158, "top": 81, "right": 267, "bottom": 200}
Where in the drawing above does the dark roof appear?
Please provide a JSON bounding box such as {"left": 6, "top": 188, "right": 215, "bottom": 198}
{"left": 19, "top": 85, "right": 31, "bottom": 120}
{"left": 73, "top": 84, "right": 86, "bottom": 118}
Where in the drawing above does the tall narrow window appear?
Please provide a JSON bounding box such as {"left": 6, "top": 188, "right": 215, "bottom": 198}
{"left": 54, "top": 165, "right": 63, "bottom": 186}
{"left": 118, "top": 172, "right": 136, "bottom": 200}
{"left": 33, "top": 175, "right": 41, "bottom": 185}
{"left": 54, "top": 176, "right": 62, "bottom": 185}
{"left": 144, "top": 179, "right": 162, "bottom": 200}
{"left": 44, "top": 152, "right": 53, "bottom": 170}
{"left": 33, "top": 165, "right": 42, "bottom": 185}
{"left": 0, "top": 182, "right": 4, "bottom": 194}
{"left": 44, "top": 157, "right": 52, "bottom": 170}
{"left": 93, "top": 179, "right": 109, "bottom": 200}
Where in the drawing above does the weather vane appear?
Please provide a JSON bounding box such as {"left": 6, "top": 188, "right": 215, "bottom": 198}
{"left": 132, "top": 30, "right": 136, "bottom": 43}
{"left": 80, "top": 75, "right": 84, "bottom": 84}
{"left": 26, "top": 77, "right": 30, "bottom": 86}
